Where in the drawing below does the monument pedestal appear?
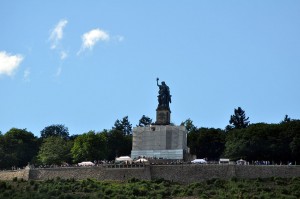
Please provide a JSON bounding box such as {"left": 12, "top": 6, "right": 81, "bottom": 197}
{"left": 131, "top": 79, "right": 190, "bottom": 160}
{"left": 155, "top": 108, "right": 171, "bottom": 125}
{"left": 131, "top": 125, "right": 188, "bottom": 160}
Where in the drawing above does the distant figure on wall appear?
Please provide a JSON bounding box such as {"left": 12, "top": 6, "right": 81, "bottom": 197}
{"left": 156, "top": 78, "right": 172, "bottom": 110}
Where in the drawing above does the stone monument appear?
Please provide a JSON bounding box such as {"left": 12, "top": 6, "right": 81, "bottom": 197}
{"left": 131, "top": 78, "right": 189, "bottom": 160}
{"left": 155, "top": 78, "right": 171, "bottom": 125}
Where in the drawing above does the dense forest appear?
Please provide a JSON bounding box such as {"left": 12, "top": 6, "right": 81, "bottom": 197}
{"left": 0, "top": 108, "right": 299, "bottom": 169}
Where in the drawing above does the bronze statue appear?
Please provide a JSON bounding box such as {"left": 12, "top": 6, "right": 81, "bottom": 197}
{"left": 156, "top": 78, "right": 171, "bottom": 110}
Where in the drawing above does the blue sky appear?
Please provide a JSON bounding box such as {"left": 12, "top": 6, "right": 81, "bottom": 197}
{"left": 1, "top": 1, "right": 300, "bottom": 136}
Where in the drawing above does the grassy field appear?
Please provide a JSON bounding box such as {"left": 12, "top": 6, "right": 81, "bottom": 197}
{"left": 0, "top": 177, "right": 300, "bottom": 199}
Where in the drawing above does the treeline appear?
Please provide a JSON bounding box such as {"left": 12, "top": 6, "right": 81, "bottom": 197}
{"left": 187, "top": 120, "right": 300, "bottom": 163}
{"left": 0, "top": 108, "right": 299, "bottom": 169}
{"left": 187, "top": 108, "right": 300, "bottom": 164}
{"left": 0, "top": 116, "right": 138, "bottom": 169}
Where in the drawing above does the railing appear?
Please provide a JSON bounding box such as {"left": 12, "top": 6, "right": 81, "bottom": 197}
{"left": 103, "top": 163, "right": 146, "bottom": 169}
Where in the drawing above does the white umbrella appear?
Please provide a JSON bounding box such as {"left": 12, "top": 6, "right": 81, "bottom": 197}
{"left": 115, "top": 156, "right": 132, "bottom": 162}
{"left": 134, "top": 158, "right": 148, "bottom": 163}
{"left": 115, "top": 156, "right": 133, "bottom": 164}
{"left": 191, "top": 159, "right": 207, "bottom": 164}
{"left": 78, "top": 161, "right": 95, "bottom": 166}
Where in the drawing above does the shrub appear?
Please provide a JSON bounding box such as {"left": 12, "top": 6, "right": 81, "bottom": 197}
{"left": 3, "top": 191, "right": 10, "bottom": 197}
{"left": 29, "top": 180, "right": 35, "bottom": 185}
{"left": 263, "top": 187, "right": 272, "bottom": 192}
{"left": 206, "top": 178, "right": 218, "bottom": 185}
{"left": 0, "top": 181, "right": 7, "bottom": 189}
{"left": 128, "top": 177, "right": 139, "bottom": 183}
{"left": 26, "top": 185, "right": 31, "bottom": 191}
{"left": 275, "top": 179, "right": 287, "bottom": 186}
{"left": 33, "top": 183, "right": 39, "bottom": 191}
{"left": 45, "top": 179, "right": 54, "bottom": 183}
{"left": 281, "top": 188, "right": 290, "bottom": 195}
{"left": 152, "top": 178, "right": 165, "bottom": 184}
{"left": 19, "top": 178, "right": 25, "bottom": 182}
{"left": 83, "top": 187, "right": 91, "bottom": 193}
{"left": 104, "top": 188, "right": 113, "bottom": 195}
{"left": 230, "top": 177, "right": 238, "bottom": 182}
{"left": 291, "top": 177, "right": 300, "bottom": 183}
{"left": 214, "top": 179, "right": 226, "bottom": 188}
{"left": 48, "top": 189, "right": 61, "bottom": 197}
{"left": 205, "top": 189, "right": 217, "bottom": 196}
{"left": 39, "top": 187, "right": 48, "bottom": 193}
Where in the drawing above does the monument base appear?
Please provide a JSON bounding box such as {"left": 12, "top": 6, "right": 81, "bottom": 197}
{"left": 131, "top": 149, "right": 184, "bottom": 159}
{"left": 131, "top": 125, "right": 189, "bottom": 160}
{"left": 155, "top": 108, "right": 171, "bottom": 125}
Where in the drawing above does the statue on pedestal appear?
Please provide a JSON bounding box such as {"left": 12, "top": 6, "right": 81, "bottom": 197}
{"left": 131, "top": 78, "right": 188, "bottom": 161}
{"left": 156, "top": 78, "right": 172, "bottom": 110}
{"left": 156, "top": 78, "right": 171, "bottom": 125}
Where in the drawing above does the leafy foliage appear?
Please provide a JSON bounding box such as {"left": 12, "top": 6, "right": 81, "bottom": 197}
{"left": 226, "top": 107, "right": 250, "bottom": 131}
{"left": 1, "top": 112, "right": 300, "bottom": 168}
{"left": 107, "top": 129, "right": 132, "bottom": 160}
{"left": 138, "top": 115, "right": 152, "bottom": 127}
{"left": 71, "top": 131, "right": 107, "bottom": 163}
{"left": 113, "top": 116, "right": 132, "bottom": 135}
{"left": 181, "top": 118, "right": 197, "bottom": 133}
{"left": 1, "top": 177, "right": 300, "bottom": 199}
{"left": 40, "top": 124, "right": 69, "bottom": 140}
{"left": 37, "top": 137, "right": 72, "bottom": 165}
{"left": 0, "top": 128, "right": 38, "bottom": 169}
{"left": 224, "top": 120, "right": 300, "bottom": 163}
{"left": 282, "top": 114, "right": 291, "bottom": 123}
{"left": 188, "top": 128, "right": 225, "bottom": 160}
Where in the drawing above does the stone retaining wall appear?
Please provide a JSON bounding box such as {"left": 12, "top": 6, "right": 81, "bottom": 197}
{"left": 150, "top": 165, "right": 300, "bottom": 183}
{"left": 29, "top": 166, "right": 151, "bottom": 181}
{"left": 0, "top": 169, "right": 29, "bottom": 181}
{"left": 0, "top": 165, "right": 300, "bottom": 183}
{"left": 235, "top": 165, "right": 300, "bottom": 179}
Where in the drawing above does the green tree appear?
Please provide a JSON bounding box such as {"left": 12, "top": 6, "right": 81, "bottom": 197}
{"left": 37, "top": 137, "right": 72, "bottom": 165}
{"left": 40, "top": 124, "right": 69, "bottom": 140}
{"left": 281, "top": 114, "right": 291, "bottom": 123}
{"left": 113, "top": 116, "right": 132, "bottom": 135}
{"left": 226, "top": 107, "right": 250, "bottom": 131}
{"left": 71, "top": 131, "right": 108, "bottom": 163}
{"left": 181, "top": 118, "right": 197, "bottom": 133}
{"left": 107, "top": 129, "right": 132, "bottom": 160}
{"left": 187, "top": 128, "right": 225, "bottom": 160}
{"left": 0, "top": 128, "right": 39, "bottom": 169}
{"left": 224, "top": 121, "right": 300, "bottom": 163}
{"left": 138, "top": 115, "right": 152, "bottom": 127}
{"left": 290, "top": 136, "right": 300, "bottom": 161}
{"left": 187, "top": 129, "right": 199, "bottom": 155}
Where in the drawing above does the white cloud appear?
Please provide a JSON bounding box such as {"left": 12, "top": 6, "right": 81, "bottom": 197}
{"left": 0, "top": 51, "right": 24, "bottom": 76}
{"left": 60, "top": 51, "right": 68, "bottom": 60}
{"left": 23, "top": 68, "right": 30, "bottom": 81}
{"left": 49, "top": 19, "right": 68, "bottom": 49}
{"left": 77, "top": 28, "right": 109, "bottom": 54}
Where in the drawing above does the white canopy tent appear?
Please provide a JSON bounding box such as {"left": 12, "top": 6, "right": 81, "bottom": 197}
{"left": 78, "top": 161, "right": 95, "bottom": 166}
{"left": 115, "top": 156, "right": 133, "bottom": 164}
{"left": 134, "top": 158, "right": 148, "bottom": 163}
{"left": 236, "top": 159, "right": 247, "bottom": 165}
{"left": 191, "top": 159, "right": 207, "bottom": 164}
{"left": 219, "top": 158, "right": 230, "bottom": 164}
